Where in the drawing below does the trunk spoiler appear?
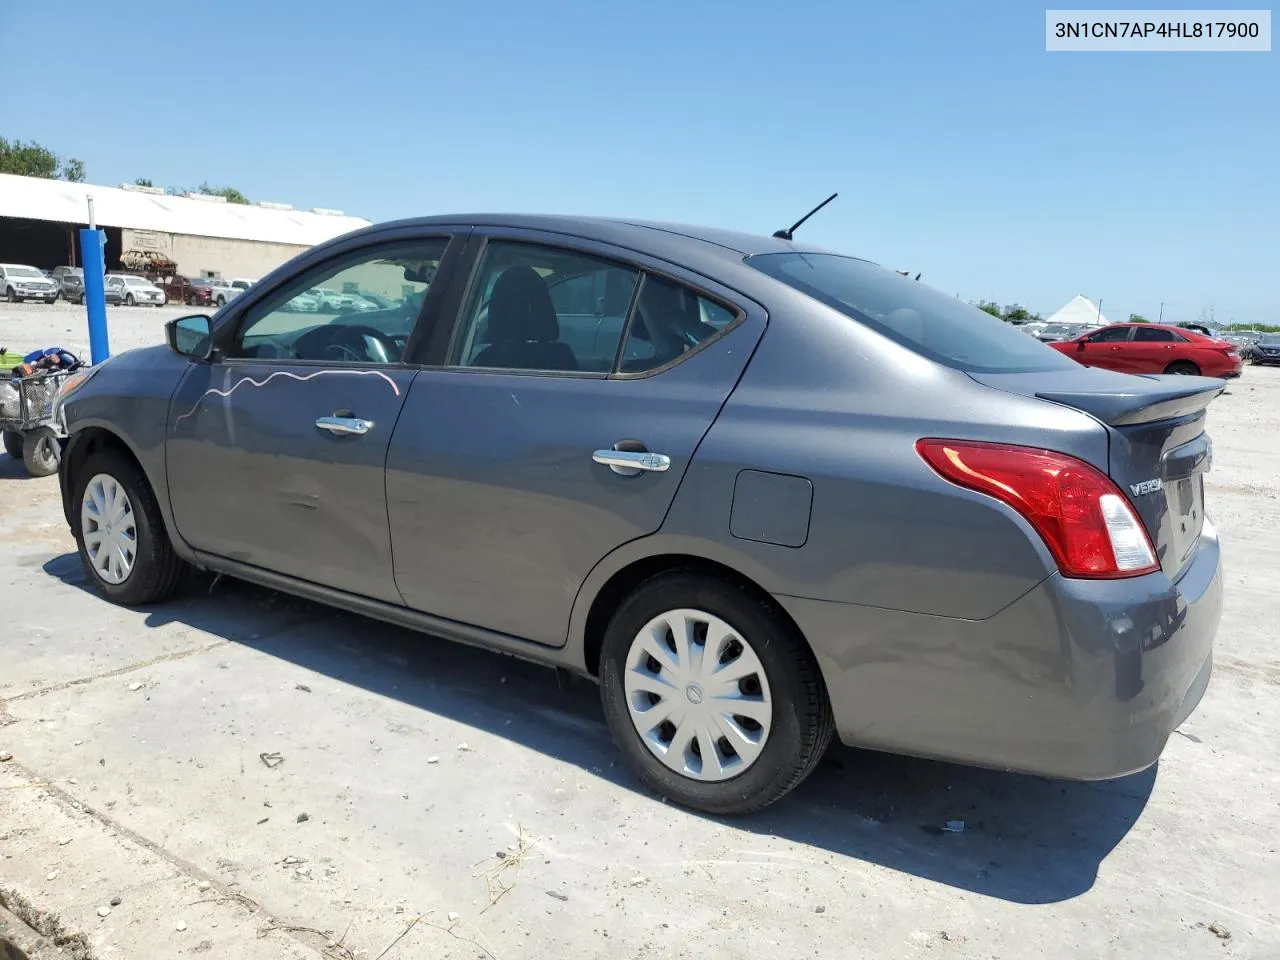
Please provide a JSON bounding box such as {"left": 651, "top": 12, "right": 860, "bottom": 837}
{"left": 970, "top": 369, "right": 1227, "bottom": 427}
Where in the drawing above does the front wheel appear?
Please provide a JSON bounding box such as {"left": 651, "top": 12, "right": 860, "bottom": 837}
{"left": 21, "top": 427, "right": 61, "bottom": 477}
{"left": 599, "top": 572, "right": 833, "bottom": 815}
{"left": 72, "top": 448, "right": 184, "bottom": 605}
{"left": 215, "top": 295, "right": 226, "bottom": 307}
{"left": 4, "top": 287, "right": 15, "bottom": 303}
{"left": 2, "top": 430, "right": 22, "bottom": 459}
{"left": 1165, "top": 360, "right": 1201, "bottom": 376}
{"left": 125, "top": 293, "right": 135, "bottom": 306}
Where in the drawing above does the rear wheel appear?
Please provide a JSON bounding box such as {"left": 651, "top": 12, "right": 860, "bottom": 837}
{"left": 1165, "top": 360, "right": 1200, "bottom": 375}
{"left": 72, "top": 448, "right": 184, "bottom": 605}
{"left": 599, "top": 572, "right": 833, "bottom": 815}
{"left": 2, "top": 430, "right": 22, "bottom": 459}
{"left": 215, "top": 295, "right": 226, "bottom": 307}
{"left": 21, "top": 427, "right": 60, "bottom": 477}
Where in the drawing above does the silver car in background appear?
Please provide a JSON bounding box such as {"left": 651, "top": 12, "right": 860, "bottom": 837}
{"left": 1, "top": 263, "right": 58, "bottom": 303}
{"left": 106, "top": 274, "right": 167, "bottom": 306}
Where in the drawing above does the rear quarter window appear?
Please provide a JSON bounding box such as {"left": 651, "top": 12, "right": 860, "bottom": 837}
{"left": 747, "top": 252, "right": 1077, "bottom": 374}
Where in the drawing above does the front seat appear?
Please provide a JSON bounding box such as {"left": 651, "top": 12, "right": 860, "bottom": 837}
{"left": 470, "top": 266, "right": 577, "bottom": 371}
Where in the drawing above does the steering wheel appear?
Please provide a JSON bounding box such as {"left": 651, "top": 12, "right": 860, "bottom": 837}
{"left": 298, "top": 324, "right": 400, "bottom": 364}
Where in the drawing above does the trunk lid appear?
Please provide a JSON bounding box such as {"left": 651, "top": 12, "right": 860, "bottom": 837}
{"left": 970, "top": 366, "right": 1225, "bottom": 580}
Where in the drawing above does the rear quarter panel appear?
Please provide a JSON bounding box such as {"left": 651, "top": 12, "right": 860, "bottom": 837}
{"left": 646, "top": 286, "right": 1114, "bottom": 620}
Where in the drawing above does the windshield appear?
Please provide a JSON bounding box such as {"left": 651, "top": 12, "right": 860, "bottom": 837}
{"left": 8, "top": 266, "right": 42, "bottom": 278}
{"left": 1260, "top": 334, "right": 1280, "bottom": 345}
{"left": 124, "top": 277, "right": 149, "bottom": 285}
{"left": 747, "top": 253, "right": 1076, "bottom": 373}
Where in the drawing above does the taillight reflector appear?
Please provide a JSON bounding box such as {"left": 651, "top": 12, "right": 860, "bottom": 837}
{"left": 915, "top": 439, "right": 1159, "bottom": 579}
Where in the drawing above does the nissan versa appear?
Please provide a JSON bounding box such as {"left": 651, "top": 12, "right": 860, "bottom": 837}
{"left": 53, "top": 216, "right": 1224, "bottom": 814}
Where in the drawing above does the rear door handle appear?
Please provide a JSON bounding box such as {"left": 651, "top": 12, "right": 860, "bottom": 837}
{"left": 316, "top": 416, "right": 373, "bottom": 435}
{"left": 593, "top": 449, "right": 671, "bottom": 474}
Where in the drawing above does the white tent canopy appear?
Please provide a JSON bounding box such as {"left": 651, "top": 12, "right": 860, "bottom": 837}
{"left": 1046, "top": 294, "right": 1110, "bottom": 328}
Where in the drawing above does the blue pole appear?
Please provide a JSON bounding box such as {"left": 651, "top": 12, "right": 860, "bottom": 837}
{"left": 79, "top": 227, "right": 110, "bottom": 364}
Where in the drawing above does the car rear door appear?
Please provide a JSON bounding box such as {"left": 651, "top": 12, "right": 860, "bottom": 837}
{"left": 385, "top": 228, "right": 765, "bottom": 647}
{"left": 166, "top": 230, "right": 462, "bottom": 603}
{"left": 1127, "top": 325, "right": 1184, "bottom": 372}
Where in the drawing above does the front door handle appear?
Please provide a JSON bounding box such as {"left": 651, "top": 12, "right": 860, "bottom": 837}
{"left": 593, "top": 449, "right": 671, "bottom": 474}
{"left": 316, "top": 416, "right": 373, "bottom": 435}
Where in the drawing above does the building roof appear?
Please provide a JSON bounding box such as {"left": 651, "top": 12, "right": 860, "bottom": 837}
{"left": 1046, "top": 294, "right": 1110, "bottom": 327}
{"left": 0, "top": 174, "right": 371, "bottom": 246}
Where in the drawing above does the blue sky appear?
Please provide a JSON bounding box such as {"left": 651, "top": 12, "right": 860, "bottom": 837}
{"left": 5, "top": 0, "right": 1276, "bottom": 324}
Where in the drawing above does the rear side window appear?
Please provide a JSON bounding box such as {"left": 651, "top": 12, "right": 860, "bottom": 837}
{"left": 452, "top": 241, "right": 640, "bottom": 373}
{"left": 1133, "top": 327, "right": 1183, "bottom": 342}
{"left": 747, "top": 252, "right": 1076, "bottom": 373}
{"left": 618, "top": 275, "right": 738, "bottom": 373}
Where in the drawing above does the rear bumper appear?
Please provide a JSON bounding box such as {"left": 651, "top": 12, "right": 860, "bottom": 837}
{"left": 778, "top": 520, "right": 1222, "bottom": 780}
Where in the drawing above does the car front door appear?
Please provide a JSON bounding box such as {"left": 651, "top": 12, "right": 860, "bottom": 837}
{"left": 166, "top": 233, "right": 458, "bottom": 603}
{"left": 1077, "top": 325, "right": 1135, "bottom": 371}
{"left": 385, "top": 231, "right": 765, "bottom": 646}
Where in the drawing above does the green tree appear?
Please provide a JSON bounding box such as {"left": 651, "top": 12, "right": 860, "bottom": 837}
{"left": 134, "top": 177, "right": 154, "bottom": 187}
{"left": 1003, "top": 305, "right": 1041, "bottom": 325}
{"left": 975, "top": 300, "right": 1002, "bottom": 318}
{"left": 1128, "top": 313, "right": 1149, "bottom": 323}
{"left": 0, "top": 137, "right": 85, "bottom": 181}
{"left": 196, "top": 181, "right": 250, "bottom": 204}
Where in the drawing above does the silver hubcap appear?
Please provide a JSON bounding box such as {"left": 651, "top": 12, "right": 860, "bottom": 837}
{"left": 80, "top": 473, "right": 137, "bottom": 585}
{"left": 623, "top": 608, "right": 773, "bottom": 782}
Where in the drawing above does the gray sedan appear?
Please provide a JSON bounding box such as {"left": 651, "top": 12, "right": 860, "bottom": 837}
{"left": 53, "top": 215, "right": 1224, "bottom": 813}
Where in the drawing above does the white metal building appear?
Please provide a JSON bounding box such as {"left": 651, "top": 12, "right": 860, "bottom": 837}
{"left": 0, "top": 173, "right": 370, "bottom": 280}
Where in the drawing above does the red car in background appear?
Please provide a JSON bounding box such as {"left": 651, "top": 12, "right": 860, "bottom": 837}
{"left": 1050, "top": 323, "right": 1243, "bottom": 378}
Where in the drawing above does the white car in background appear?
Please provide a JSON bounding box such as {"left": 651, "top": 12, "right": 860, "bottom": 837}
{"left": 1, "top": 263, "right": 59, "bottom": 303}
{"left": 107, "top": 274, "right": 166, "bottom": 306}
{"left": 209, "top": 279, "right": 244, "bottom": 308}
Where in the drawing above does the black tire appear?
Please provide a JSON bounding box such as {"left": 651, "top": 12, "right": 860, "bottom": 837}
{"left": 215, "top": 295, "right": 226, "bottom": 307}
{"left": 21, "top": 427, "right": 61, "bottom": 477}
{"left": 1165, "top": 360, "right": 1200, "bottom": 376}
{"left": 4, "top": 287, "right": 15, "bottom": 303}
{"left": 71, "top": 447, "right": 184, "bottom": 605}
{"left": 2, "top": 430, "right": 22, "bottom": 459}
{"left": 125, "top": 293, "right": 135, "bottom": 306}
{"left": 599, "top": 572, "right": 834, "bottom": 815}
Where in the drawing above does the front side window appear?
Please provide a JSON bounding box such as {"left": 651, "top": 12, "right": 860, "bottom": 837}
{"left": 747, "top": 252, "right": 1076, "bottom": 374}
{"left": 1133, "top": 327, "right": 1182, "bottom": 342}
{"left": 451, "top": 241, "right": 639, "bottom": 373}
{"left": 231, "top": 239, "right": 447, "bottom": 364}
{"left": 1088, "top": 326, "right": 1133, "bottom": 343}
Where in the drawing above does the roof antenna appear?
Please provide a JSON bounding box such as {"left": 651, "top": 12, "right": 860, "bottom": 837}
{"left": 773, "top": 192, "right": 838, "bottom": 241}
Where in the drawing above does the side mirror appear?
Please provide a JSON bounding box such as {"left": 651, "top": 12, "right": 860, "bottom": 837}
{"left": 1076, "top": 339, "right": 1087, "bottom": 350}
{"left": 166, "top": 314, "right": 214, "bottom": 360}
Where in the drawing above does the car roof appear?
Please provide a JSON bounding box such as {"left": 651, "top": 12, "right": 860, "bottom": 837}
{"left": 368, "top": 214, "right": 856, "bottom": 262}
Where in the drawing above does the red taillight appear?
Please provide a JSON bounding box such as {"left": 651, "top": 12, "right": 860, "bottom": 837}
{"left": 915, "top": 439, "right": 1159, "bottom": 579}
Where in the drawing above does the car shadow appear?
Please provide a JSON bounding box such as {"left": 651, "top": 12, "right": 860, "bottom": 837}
{"left": 0, "top": 454, "right": 32, "bottom": 479}
{"left": 43, "top": 552, "right": 1154, "bottom": 905}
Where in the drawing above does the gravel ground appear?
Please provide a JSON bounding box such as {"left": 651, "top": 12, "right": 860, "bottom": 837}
{"left": 1, "top": 298, "right": 1279, "bottom": 958}
{"left": 1, "top": 300, "right": 190, "bottom": 359}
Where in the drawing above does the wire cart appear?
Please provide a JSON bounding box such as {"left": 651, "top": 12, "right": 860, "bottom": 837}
{"left": 0, "top": 368, "right": 73, "bottom": 477}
